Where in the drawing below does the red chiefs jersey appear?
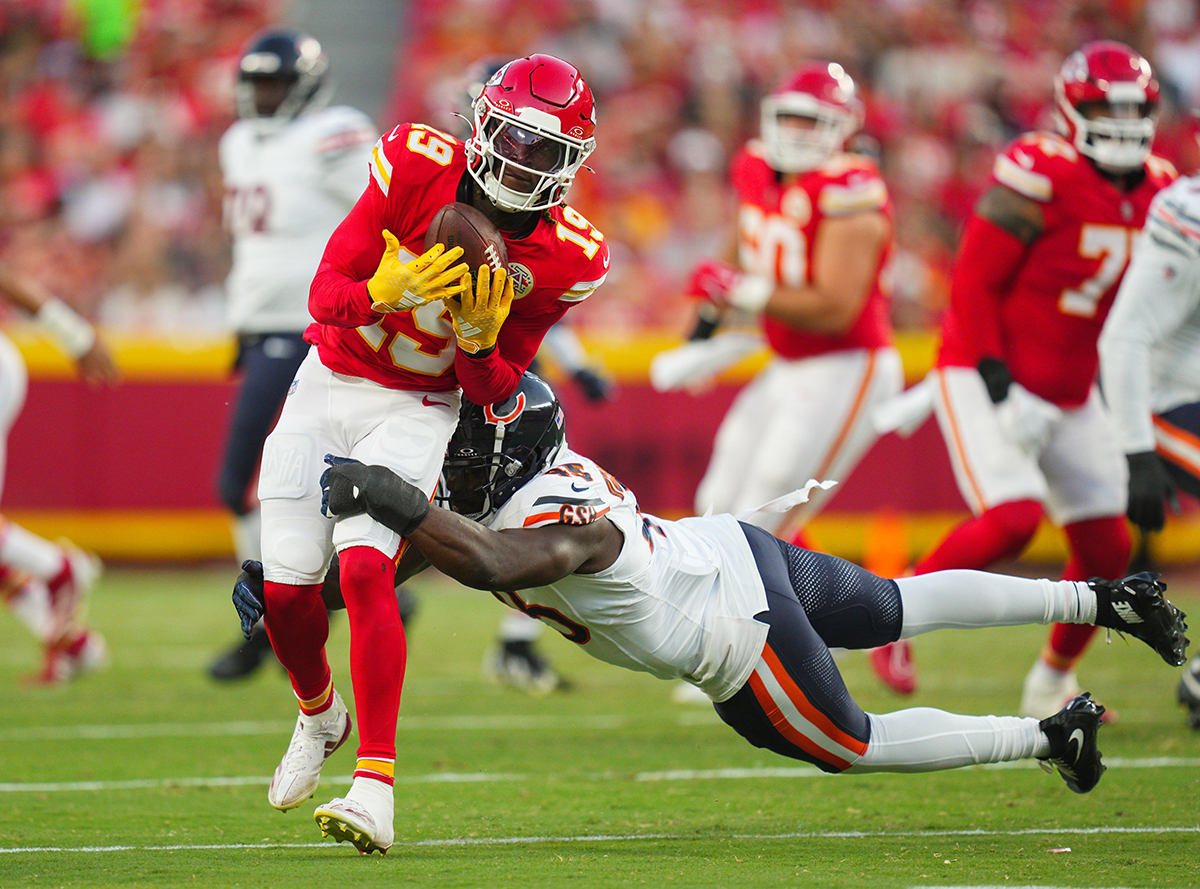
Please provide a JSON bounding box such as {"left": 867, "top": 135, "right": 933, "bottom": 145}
{"left": 306, "top": 122, "right": 609, "bottom": 403}
{"left": 731, "top": 143, "right": 893, "bottom": 360}
{"left": 937, "top": 131, "right": 1177, "bottom": 407}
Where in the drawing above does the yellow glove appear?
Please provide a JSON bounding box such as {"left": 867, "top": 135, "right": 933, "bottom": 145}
{"left": 367, "top": 231, "right": 470, "bottom": 313}
{"left": 446, "top": 264, "right": 513, "bottom": 354}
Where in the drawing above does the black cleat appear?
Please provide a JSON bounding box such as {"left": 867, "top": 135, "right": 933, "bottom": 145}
{"left": 486, "top": 639, "right": 569, "bottom": 695}
{"left": 208, "top": 624, "right": 275, "bottom": 681}
{"left": 1038, "top": 692, "right": 1107, "bottom": 794}
{"left": 1090, "top": 572, "right": 1190, "bottom": 666}
{"left": 1178, "top": 652, "right": 1200, "bottom": 730}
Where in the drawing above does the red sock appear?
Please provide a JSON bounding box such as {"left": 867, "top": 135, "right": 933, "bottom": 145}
{"left": 262, "top": 581, "right": 331, "bottom": 702}
{"left": 1042, "top": 516, "right": 1132, "bottom": 668}
{"left": 914, "top": 499, "right": 1042, "bottom": 574}
{"left": 339, "top": 545, "right": 406, "bottom": 765}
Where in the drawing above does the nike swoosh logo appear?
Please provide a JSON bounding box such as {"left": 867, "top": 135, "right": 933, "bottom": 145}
{"left": 423, "top": 395, "right": 451, "bottom": 408}
{"left": 1067, "top": 728, "right": 1085, "bottom": 761}
{"left": 570, "top": 483, "right": 589, "bottom": 492}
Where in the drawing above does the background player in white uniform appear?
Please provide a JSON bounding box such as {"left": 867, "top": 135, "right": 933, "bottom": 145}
{"left": 206, "top": 28, "right": 378, "bottom": 681}
{"left": 1099, "top": 171, "right": 1200, "bottom": 727}
{"left": 232, "top": 373, "right": 1188, "bottom": 851}
{"left": 0, "top": 265, "right": 114, "bottom": 682}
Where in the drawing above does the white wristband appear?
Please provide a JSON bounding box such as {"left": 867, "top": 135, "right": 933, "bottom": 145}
{"left": 728, "top": 274, "right": 773, "bottom": 313}
{"left": 36, "top": 297, "right": 96, "bottom": 359}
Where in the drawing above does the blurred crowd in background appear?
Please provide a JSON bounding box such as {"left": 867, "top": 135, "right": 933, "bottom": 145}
{"left": 4, "top": 0, "right": 1200, "bottom": 340}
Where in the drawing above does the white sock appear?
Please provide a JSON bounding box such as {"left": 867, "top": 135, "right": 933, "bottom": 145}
{"left": 500, "top": 610, "right": 543, "bottom": 643}
{"left": 0, "top": 522, "right": 65, "bottom": 581}
{"left": 848, "top": 709, "right": 1048, "bottom": 772}
{"left": 6, "top": 579, "right": 54, "bottom": 641}
{"left": 895, "top": 571, "right": 1097, "bottom": 638}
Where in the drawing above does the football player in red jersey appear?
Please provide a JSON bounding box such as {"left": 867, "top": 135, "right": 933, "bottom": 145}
{"left": 686, "top": 62, "right": 902, "bottom": 548}
{"left": 255, "top": 54, "right": 609, "bottom": 853}
{"left": 876, "top": 41, "right": 1177, "bottom": 713}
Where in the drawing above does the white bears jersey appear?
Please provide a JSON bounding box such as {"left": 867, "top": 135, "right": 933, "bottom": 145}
{"left": 219, "top": 105, "right": 377, "bottom": 333}
{"left": 485, "top": 446, "right": 769, "bottom": 702}
{"left": 1100, "top": 173, "right": 1200, "bottom": 453}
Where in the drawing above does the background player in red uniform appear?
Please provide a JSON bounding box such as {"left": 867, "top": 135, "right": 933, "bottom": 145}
{"left": 255, "top": 54, "right": 609, "bottom": 853}
{"left": 874, "top": 42, "right": 1176, "bottom": 715}
{"left": 686, "top": 62, "right": 902, "bottom": 550}
{"left": 0, "top": 265, "right": 114, "bottom": 683}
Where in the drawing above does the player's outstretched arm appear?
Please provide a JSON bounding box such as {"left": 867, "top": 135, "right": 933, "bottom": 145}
{"left": 321, "top": 456, "right": 616, "bottom": 590}
{"left": 0, "top": 266, "right": 117, "bottom": 386}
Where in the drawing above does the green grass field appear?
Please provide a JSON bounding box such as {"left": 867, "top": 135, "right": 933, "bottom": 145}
{"left": 1, "top": 562, "right": 1198, "bottom": 888}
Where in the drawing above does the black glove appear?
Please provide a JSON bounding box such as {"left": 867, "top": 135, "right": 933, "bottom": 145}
{"left": 572, "top": 367, "right": 613, "bottom": 403}
{"left": 1126, "top": 450, "right": 1178, "bottom": 532}
{"left": 233, "top": 559, "right": 265, "bottom": 640}
{"left": 321, "top": 454, "right": 430, "bottom": 537}
{"left": 976, "top": 356, "right": 1013, "bottom": 405}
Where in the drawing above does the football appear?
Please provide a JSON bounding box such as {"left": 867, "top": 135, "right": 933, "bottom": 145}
{"left": 423, "top": 202, "right": 508, "bottom": 295}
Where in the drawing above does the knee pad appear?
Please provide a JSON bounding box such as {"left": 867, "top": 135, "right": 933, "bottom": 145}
{"left": 265, "top": 533, "right": 329, "bottom": 584}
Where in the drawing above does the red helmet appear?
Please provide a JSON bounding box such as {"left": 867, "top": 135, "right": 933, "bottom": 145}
{"left": 465, "top": 54, "right": 597, "bottom": 212}
{"left": 760, "top": 62, "right": 864, "bottom": 173}
{"left": 1054, "top": 40, "right": 1159, "bottom": 172}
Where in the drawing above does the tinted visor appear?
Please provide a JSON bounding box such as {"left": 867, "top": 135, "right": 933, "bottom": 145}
{"left": 488, "top": 120, "right": 569, "bottom": 173}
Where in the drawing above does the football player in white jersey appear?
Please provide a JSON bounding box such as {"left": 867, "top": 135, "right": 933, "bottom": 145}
{"left": 232, "top": 373, "right": 1187, "bottom": 851}
{"left": 207, "top": 28, "right": 378, "bottom": 680}
{"left": 1099, "top": 171, "right": 1200, "bottom": 727}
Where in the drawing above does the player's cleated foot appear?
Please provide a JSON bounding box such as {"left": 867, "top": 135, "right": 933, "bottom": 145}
{"left": 268, "top": 690, "right": 352, "bottom": 811}
{"left": 868, "top": 639, "right": 916, "bottom": 695}
{"left": 1018, "top": 665, "right": 1117, "bottom": 724}
{"left": 314, "top": 797, "right": 393, "bottom": 855}
{"left": 1177, "top": 651, "right": 1200, "bottom": 730}
{"left": 24, "top": 629, "right": 109, "bottom": 685}
{"left": 1090, "top": 572, "right": 1189, "bottom": 666}
{"left": 208, "top": 625, "right": 275, "bottom": 681}
{"left": 1037, "top": 692, "right": 1107, "bottom": 793}
{"left": 46, "top": 544, "right": 101, "bottom": 643}
{"left": 485, "top": 639, "right": 568, "bottom": 695}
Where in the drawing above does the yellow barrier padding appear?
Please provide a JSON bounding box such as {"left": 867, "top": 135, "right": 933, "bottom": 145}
{"left": 5, "top": 509, "right": 234, "bottom": 561}
{"left": 11, "top": 327, "right": 940, "bottom": 385}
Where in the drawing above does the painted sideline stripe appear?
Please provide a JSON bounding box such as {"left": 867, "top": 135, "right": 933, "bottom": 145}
{"left": 2, "top": 825, "right": 1197, "bottom": 855}
{"left": 0, "top": 713, "right": 632, "bottom": 742}
{"left": 1, "top": 756, "right": 1197, "bottom": 794}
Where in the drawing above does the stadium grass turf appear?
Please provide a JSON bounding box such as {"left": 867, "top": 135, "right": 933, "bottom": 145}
{"left": 0, "top": 563, "right": 1197, "bottom": 887}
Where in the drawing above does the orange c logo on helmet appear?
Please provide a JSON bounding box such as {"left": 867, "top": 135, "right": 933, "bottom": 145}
{"left": 485, "top": 392, "right": 526, "bottom": 424}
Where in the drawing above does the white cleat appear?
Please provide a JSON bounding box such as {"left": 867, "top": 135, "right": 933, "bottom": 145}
{"left": 1019, "top": 665, "right": 1117, "bottom": 723}
{"left": 314, "top": 796, "right": 394, "bottom": 855}
{"left": 48, "top": 543, "right": 101, "bottom": 643}
{"left": 268, "top": 691, "right": 352, "bottom": 811}
{"left": 1019, "top": 665, "right": 1084, "bottom": 719}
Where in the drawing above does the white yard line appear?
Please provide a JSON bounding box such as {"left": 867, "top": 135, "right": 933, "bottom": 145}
{"left": 1, "top": 824, "right": 1197, "bottom": 855}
